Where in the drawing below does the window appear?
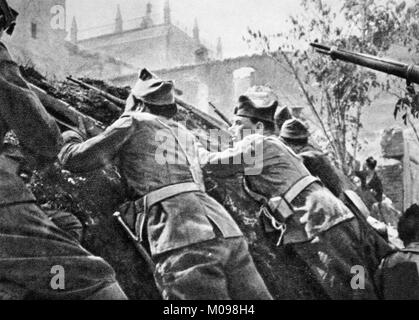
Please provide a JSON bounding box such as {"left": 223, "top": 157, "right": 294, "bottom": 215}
{"left": 31, "top": 23, "right": 37, "bottom": 39}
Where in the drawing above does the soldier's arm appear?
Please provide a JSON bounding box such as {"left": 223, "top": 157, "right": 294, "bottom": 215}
{"left": 0, "top": 42, "right": 62, "bottom": 161}
{"left": 59, "top": 116, "right": 135, "bottom": 173}
{"left": 198, "top": 135, "right": 260, "bottom": 177}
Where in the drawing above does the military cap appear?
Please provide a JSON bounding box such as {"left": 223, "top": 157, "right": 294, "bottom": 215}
{"left": 280, "top": 118, "right": 310, "bottom": 140}
{"left": 234, "top": 86, "right": 278, "bottom": 123}
{"left": 274, "top": 106, "right": 293, "bottom": 130}
{"left": 131, "top": 68, "right": 175, "bottom": 106}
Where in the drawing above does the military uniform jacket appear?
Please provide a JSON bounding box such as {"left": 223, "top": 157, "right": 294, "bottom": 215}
{"left": 0, "top": 42, "right": 62, "bottom": 161}
{"left": 0, "top": 42, "right": 118, "bottom": 299}
{"left": 59, "top": 112, "right": 242, "bottom": 256}
{"left": 199, "top": 134, "right": 354, "bottom": 244}
{"left": 376, "top": 243, "right": 419, "bottom": 299}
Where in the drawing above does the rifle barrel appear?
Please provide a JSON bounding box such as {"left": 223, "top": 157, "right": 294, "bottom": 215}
{"left": 310, "top": 43, "right": 419, "bottom": 85}
{"left": 29, "top": 83, "right": 106, "bottom": 136}
{"left": 67, "top": 76, "right": 126, "bottom": 108}
{"left": 208, "top": 102, "right": 232, "bottom": 127}
{"left": 68, "top": 76, "right": 229, "bottom": 133}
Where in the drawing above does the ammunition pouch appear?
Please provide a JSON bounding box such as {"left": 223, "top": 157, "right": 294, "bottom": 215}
{"left": 244, "top": 175, "right": 321, "bottom": 245}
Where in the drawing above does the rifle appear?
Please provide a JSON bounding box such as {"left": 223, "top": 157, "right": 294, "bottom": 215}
{"left": 0, "top": 0, "right": 18, "bottom": 35}
{"left": 310, "top": 42, "right": 419, "bottom": 85}
{"left": 67, "top": 76, "right": 123, "bottom": 113}
{"left": 113, "top": 212, "right": 156, "bottom": 274}
{"left": 67, "top": 76, "right": 229, "bottom": 133}
{"left": 208, "top": 101, "right": 232, "bottom": 127}
{"left": 28, "top": 83, "right": 106, "bottom": 136}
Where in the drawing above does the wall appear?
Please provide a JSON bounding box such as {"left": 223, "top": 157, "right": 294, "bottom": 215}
{"left": 110, "top": 53, "right": 304, "bottom": 118}
{"left": 2, "top": 0, "right": 136, "bottom": 80}
{"left": 4, "top": 0, "right": 68, "bottom": 77}
{"left": 78, "top": 24, "right": 204, "bottom": 71}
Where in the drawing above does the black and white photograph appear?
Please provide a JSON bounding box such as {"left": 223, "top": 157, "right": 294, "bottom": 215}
{"left": 1, "top": 0, "right": 419, "bottom": 306}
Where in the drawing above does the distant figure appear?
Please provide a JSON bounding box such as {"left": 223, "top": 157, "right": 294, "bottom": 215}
{"left": 356, "top": 157, "right": 383, "bottom": 203}
{"left": 375, "top": 204, "right": 419, "bottom": 299}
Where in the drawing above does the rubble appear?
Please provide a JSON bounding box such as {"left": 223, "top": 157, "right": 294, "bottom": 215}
{"left": 381, "top": 127, "right": 404, "bottom": 159}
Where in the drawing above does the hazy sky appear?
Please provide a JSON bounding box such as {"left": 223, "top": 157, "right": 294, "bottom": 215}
{"left": 66, "top": 0, "right": 305, "bottom": 57}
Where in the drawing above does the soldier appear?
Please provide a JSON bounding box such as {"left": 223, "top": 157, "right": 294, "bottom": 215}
{"left": 58, "top": 69, "right": 272, "bottom": 300}
{"left": 199, "top": 86, "right": 392, "bottom": 299}
{"left": 375, "top": 204, "right": 419, "bottom": 299}
{"left": 0, "top": 39, "right": 127, "bottom": 300}
{"left": 279, "top": 118, "right": 343, "bottom": 198}
{"left": 274, "top": 105, "right": 292, "bottom": 134}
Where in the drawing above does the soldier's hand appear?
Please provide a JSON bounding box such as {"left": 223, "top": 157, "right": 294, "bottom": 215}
{"left": 77, "top": 116, "right": 96, "bottom": 140}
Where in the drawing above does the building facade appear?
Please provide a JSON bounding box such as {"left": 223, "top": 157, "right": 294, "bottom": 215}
{"left": 74, "top": 1, "right": 213, "bottom": 71}
{"left": 3, "top": 0, "right": 135, "bottom": 79}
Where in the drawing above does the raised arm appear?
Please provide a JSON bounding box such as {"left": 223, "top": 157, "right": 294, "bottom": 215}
{"left": 59, "top": 116, "right": 135, "bottom": 173}
{"left": 0, "top": 42, "right": 62, "bottom": 161}
{"left": 198, "top": 135, "right": 263, "bottom": 178}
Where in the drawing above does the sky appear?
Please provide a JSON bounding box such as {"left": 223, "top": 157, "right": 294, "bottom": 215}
{"left": 66, "top": 0, "right": 306, "bottom": 57}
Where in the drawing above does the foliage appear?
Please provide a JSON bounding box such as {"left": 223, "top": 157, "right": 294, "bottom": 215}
{"left": 245, "top": 0, "right": 412, "bottom": 173}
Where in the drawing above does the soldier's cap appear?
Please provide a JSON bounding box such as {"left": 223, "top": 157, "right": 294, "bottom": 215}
{"left": 131, "top": 68, "right": 176, "bottom": 106}
{"left": 280, "top": 118, "right": 310, "bottom": 140}
{"left": 275, "top": 106, "right": 293, "bottom": 129}
{"left": 234, "top": 86, "right": 279, "bottom": 124}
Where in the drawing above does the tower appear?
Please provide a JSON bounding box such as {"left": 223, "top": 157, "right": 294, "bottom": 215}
{"left": 164, "top": 0, "right": 171, "bottom": 25}
{"left": 216, "top": 37, "right": 223, "bottom": 60}
{"left": 140, "top": 2, "right": 153, "bottom": 29}
{"left": 70, "top": 16, "right": 78, "bottom": 44}
{"left": 146, "top": 2, "right": 152, "bottom": 16}
{"left": 115, "top": 4, "right": 123, "bottom": 33}
{"left": 193, "top": 18, "right": 200, "bottom": 43}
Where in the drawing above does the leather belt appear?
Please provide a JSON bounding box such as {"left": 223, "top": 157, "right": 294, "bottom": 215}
{"left": 244, "top": 175, "right": 321, "bottom": 221}
{"left": 268, "top": 175, "right": 321, "bottom": 220}
{"left": 244, "top": 175, "right": 321, "bottom": 246}
{"left": 284, "top": 175, "right": 320, "bottom": 203}
{"left": 142, "top": 182, "right": 202, "bottom": 210}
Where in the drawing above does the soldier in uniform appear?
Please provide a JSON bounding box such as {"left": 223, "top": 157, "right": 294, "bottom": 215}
{"left": 274, "top": 105, "right": 292, "bottom": 134}
{"left": 58, "top": 69, "right": 272, "bottom": 300}
{"left": 199, "top": 86, "right": 392, "bottom": 299}
{"left": 375, "top": 204, "right": 419, "bottom": 299}
{"left": 0, "top": 38, "right": 127, "bottom": 300}
{"left": 279, "top": 118, "right": 344, "bottom": 198}
{"left": 279, "top": 119, "right": 392, "bottom": 240}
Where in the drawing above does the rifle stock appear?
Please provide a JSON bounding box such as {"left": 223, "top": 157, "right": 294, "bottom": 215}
{"left": 310, "top": 42, "right": 419, "bottom": 85}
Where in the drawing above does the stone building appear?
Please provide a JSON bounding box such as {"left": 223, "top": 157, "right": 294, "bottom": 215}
{"left": 3, "top": 0, "right": 136, "bottom": 79}
{"left": 74, "top": 1, "right": 213, "bottom": 71}
{"left": 110, "top": 53, "right": 304, "bottom": 117}
{"left": 4, "top": 0, "right": 69, "bottom": 76}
